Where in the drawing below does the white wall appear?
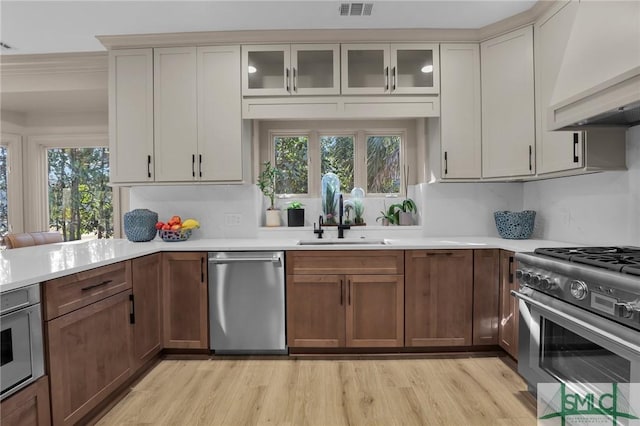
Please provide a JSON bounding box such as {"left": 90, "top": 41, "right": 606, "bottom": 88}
{"left": 523, "top": 125, "right": 640, "bottom": 245}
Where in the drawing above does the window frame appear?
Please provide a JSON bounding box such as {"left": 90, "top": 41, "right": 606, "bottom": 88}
{"left": 268, "top": 126, "right": 407, "bottom": 198}
{"left": 26, "top": 133, "right": 121, "bottom": 237}
{"left": 0, "top": 133, "right": 24, "bottom": 235}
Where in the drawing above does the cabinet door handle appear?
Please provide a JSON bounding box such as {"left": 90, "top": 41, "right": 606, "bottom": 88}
{"left": 528, "top": 145, "right": 533, "bottom": 172}
{"left": 201, "top": 257, "right": 205, "bottom": 283}
{"left": 192, "top": 154, "right": 196, "bottom": 177}
{"left": 444, "top": 151, "right": 448, "bottom": 175}
{"left": 385, "top": 66, "right": 389, "bottom": 92}
{"left": 286, "top": 68, "right": 290, "bottom": 93}
{"left": 573, "top": 133, "right": 580, "bottom": 163}
{"left": 129, "top": 294, "right": 135, "bottom": 324}
{"left": 293, "top": 67, "right": 297, "bottom": 92}
{"left": 348, "top": 280, "right": 351, "bottom": 305}
{"left": 508, "top": 256, "right": 514, "bottom": 284}
{"left": 392, "top": 66, "right": 396, "bottom": 91}
{"left": 81, "top": 279, "right": 113, "bottom": 292}
{"left": 340, "top": 279, "right": 344, "bottom": 305}
{"left": 199, "top": 154, "right": 202, "bottom": 177}
{"left": 147, "top": 155, "right": 152, "bottom": 178}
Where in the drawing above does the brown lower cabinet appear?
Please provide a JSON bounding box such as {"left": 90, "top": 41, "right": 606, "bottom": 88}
{"left": 287, "top": 274, "right": 404, "bottom": 348}
{"left": 46, "top": 290, "right": 134, "bottom": 425}
{"left": 131, "top": 253, "right": 163, "bottom": 368}
{"left": 0, "top": 376, "right": 51, "bottom": 426}
{"left": 286, "top": 251, "right": 404, "bottom": 348}
{"left": 499, "top": 250, "right": 519, "bottom": 359}
{"left": 473, "top": 249, "right": 501, "bottom": 345}
{"left": 405, "top": 250, "right": 473, "bottom": 347}
{"left": 162, "top": 252, "right": 208, "bottom": 349}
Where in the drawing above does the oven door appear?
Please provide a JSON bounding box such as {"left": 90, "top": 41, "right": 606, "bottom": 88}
{"left": 514, "top": 288, "right": 640, "bottom": 393}
{"left": 0, "top": 304, "right": 44, "bottom": 400}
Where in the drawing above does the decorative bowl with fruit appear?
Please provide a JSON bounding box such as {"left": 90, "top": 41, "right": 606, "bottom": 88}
{"left": 155, "top": 216, "right": 200, "bottom": 242}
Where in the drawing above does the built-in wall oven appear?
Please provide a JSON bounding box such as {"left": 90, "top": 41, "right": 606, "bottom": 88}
{"left": 514, "top": 247, "right": 640, "bottom": 393}
{"left": 0, "top": 284, "right": 45, "bottom": 400}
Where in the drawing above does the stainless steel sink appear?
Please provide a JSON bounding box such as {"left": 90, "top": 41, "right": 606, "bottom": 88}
{"left": 296, "top": 239, "right": 389, "bottom": 246}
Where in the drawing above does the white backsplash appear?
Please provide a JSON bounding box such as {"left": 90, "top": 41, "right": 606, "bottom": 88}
{"left": 128, "top": 125, "right": 639, "bottom": 245}
{"left": 523, "top": 125, "right": 640, "bottom": 246}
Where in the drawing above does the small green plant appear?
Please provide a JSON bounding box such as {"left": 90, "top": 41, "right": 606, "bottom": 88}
{"left": 287, "top": 201, "right": 304, "bottom": 210}
{"left": 323, "top": 184, "right": 338, "bottom": 224}
{"left": 257, "top": 161, "right": 279, "bottom": 210}
{"left": 353, "top": 199, "right": 365, "bottom": 224}
{"left": 376, "top": 203, "right": 400, "bottom": 225}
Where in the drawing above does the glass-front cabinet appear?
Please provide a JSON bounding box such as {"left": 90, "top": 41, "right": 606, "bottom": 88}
{"left": 242, "top": 44, "right": 340, "bottom": 96}
{"left": 341, "top": 43, "right": 439, "bottom": 95}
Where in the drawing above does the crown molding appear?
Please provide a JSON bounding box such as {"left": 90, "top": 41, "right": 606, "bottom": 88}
{"left": 0, "top": 51, "right": 108, "bottom": 75}
{"left": 478, "top": 0, "right": 557, "bottom": 41}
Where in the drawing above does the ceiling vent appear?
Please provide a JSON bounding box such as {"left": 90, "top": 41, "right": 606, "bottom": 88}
{"left": 339, "top": 3, "right": 373, "bottom": 16}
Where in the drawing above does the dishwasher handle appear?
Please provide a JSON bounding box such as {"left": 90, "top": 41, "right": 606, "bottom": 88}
{"left": 208, "top": 255, "right": 282, "bottom": 266}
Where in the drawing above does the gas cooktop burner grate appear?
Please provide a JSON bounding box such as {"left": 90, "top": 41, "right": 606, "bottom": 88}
{"left": 534, "top": 246, "right": 640, "bottom": 275}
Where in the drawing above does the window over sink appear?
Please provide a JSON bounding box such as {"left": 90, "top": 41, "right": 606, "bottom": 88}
{"left": 264, "top": 120, "right": 411, "bottom": 198}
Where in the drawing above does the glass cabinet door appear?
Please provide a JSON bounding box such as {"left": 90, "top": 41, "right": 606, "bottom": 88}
{"left": 291, "top": 44, "right": 340, "bottom": 95}
{"left": 341, "top": 44, "right": 390, "bottom": 95}
{"left": 242, "top": 45, "right": 290, "bottom": 96}
{"left": 390, "top": 44, "right": 440, "bottom": 94}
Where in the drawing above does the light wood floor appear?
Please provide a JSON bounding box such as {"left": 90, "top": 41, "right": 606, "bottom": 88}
{"left": 96, "top": 356, "right": 536, "bottom": 426}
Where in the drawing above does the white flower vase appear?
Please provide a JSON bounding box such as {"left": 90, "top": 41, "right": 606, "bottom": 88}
{"left": 265, "top": 210, "right": 280, "bottom": 227}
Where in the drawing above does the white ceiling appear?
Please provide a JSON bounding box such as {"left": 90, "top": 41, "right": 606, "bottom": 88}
{"left": 1, "top": 1, "right": 536, "bottom": 55}
{"left": 1, "top": 0, "right": 536, "bottom": 116}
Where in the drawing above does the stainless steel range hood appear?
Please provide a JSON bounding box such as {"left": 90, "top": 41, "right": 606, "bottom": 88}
{"left": 548, "top": 1, "right": 640, "bottom": 130}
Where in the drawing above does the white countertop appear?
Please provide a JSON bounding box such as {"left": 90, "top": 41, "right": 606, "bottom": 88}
{"left": 0, "top": 236, "right": 577, "bottom": 293}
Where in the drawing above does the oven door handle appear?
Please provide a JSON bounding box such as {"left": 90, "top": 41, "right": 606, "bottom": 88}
{"left": 512, "top": 290, "right": 640, "bottom": 355}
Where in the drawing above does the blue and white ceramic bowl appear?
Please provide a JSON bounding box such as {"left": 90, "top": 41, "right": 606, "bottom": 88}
{"left": 494, "top": 210, "right": 536, "bottom": 239}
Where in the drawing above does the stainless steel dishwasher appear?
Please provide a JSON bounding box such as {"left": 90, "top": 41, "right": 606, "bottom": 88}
{"left": 208, "top": 251, "right": 287, "bottom": 354}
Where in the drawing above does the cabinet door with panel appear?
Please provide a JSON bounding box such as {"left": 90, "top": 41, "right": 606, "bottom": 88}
{"left": 108, "top": 49, "right": 154, "bottom": 184}
{"left": 197, "top": 45, "right": 243, "bottom": 181}
{"left": 162, "top": 252, "right": 208, "bottom": 349}
{"left": 286, "top": 274, "right": 345, "bottom": 348}
{"left": 481, "top": 26, "right": 536, "bottom": 178}
{"left": 535, "top": 1, "right": 584, "bottom": 174}
{"left": 0, "top": 376, "right": 51, "bottom": 426}
{"left": 405, "top": 250, "right": 473, "bottom": 347}
{"left": 440, "top": 43, "right": 482, "bottom": 179}
{"left": 473, "top": 249, "right": 500, "bottom": 346}
{"left": 341, "top": 44, "right": 439, "bottom": 95}
{"left": 154, "top": 47, "right": 198, "bottom": 182}
{"left": 131, "top": 253, "right": 162, "bottom": 369}
{"left": 346, "top": 274, "right": 404, "bottom": 347}
{"left": 47, "top": 291, "right": 133, "bottom": 426}
{"left": 499, "top": 250, "right": 519, "bottom": 359}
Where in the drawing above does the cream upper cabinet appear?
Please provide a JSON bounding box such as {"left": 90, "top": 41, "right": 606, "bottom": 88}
{"left": 535, "top": 1, "right": 584, "bottom": 174}
{"left": 439, "top": 43, "right": 481, "bottom": 179}
{"left": 154, "top": 47, "right": 198, "bottom": 182}
{"left": 481, "top": 26, "right": 535, "bottom": 178}
{"left": 154, "top": 46, "right": 243, "bottom": 182}
{"left": 341, "top": 44, "right": 439, "bottom": 95}
{"left": 108, "top": 49, "right": 154, "bottom": 184}
{"left": 242, "top": 44, "right": 340, "bottom": 96}
{"left": 198, "top": 46, "right": 242, "bottom": 181}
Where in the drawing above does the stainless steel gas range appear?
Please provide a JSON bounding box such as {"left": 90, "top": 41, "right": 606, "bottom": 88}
{"left": 513, "top": 247, "right": 640, "bottom": 393}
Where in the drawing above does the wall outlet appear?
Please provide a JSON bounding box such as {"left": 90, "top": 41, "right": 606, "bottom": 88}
{"left": 224, "top": 213, "right": 242, "bottom": 226}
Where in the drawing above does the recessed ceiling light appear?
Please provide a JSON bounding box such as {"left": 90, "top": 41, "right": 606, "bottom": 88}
{"left": 421, "top": 65, "right": 433, "bottom": 73}
{"left": 248, "top": 65, "right": 257, "bottom": 74}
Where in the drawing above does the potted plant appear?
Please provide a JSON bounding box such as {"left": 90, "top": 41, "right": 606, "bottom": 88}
{"left": 257, "top": 161, "right": 280, "bottom": 227}
{"left": 394, "top": 199, "right": 417, "bottom": 226}
{"left": 287, "top": 201, "right": 305, "bottom": 227}
{"left": 376, "top": 203, "right": 399, "bottom": 226}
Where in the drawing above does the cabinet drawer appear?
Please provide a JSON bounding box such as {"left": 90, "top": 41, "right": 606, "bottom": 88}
{"left": 286, "top": 251, "right": 404, "bottom": 275}
{"left": 43, "top": 261, "right": 132, "bottom": 320}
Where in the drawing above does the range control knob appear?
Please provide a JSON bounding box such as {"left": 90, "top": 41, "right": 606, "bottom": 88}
{"left": 539, "top": 277, "right": 555, "bottom": 290}
{"left": 615, "top": 303, "right": 634, "bottom": 319}
{"left": 531, "top": 274, "right": 541, "bottom": 286}
{"left": 515, "top": 269, "right": 524, "bottom": 280}
{"left": 522, "top": 272, "right": 533, "bottom": 284}
{"left": 569, "top": 280, "right": 589, "bottom": 300}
